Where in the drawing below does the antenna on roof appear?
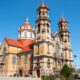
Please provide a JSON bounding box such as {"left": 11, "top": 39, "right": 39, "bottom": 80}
{"left": 42, "top": 0, "right": 44, "bottom": 4}
{"left": 62, "top": 12, "right": 64, "bottom": 18}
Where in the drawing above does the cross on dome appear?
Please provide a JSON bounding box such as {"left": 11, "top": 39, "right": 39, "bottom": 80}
{"left": 58, "top": 12, "right": 68, "bottom": 23}
{"left": 25, "top": 18, "right": 29, "bottom": 24}
{"left": 59, "top": 14, "right": 68, "bottom": 23}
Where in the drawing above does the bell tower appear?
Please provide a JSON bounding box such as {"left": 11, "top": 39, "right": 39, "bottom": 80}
{"left": 36, "top": 2, "right": 51, "bottom": 42}
{"left": 33, "top": 3, "right": 54, "bottom": 77}
{"left": 58, "top": 17, "right": 72, "bottom": 66}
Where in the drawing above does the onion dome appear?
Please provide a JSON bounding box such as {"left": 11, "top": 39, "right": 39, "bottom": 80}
{"left": 19, "top": 19, "right": 34, "bottom": 31}
{"left": 38, "top": 3, "right": 48, "bottom": 10}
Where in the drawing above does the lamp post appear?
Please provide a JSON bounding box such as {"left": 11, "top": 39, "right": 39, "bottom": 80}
{"left": 73, "top": 55, "right": 77, "bottom": 67}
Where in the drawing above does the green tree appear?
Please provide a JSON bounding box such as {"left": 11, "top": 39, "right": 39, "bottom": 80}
{"left": 60, "top": 64, "right": 74, "bottom": 78}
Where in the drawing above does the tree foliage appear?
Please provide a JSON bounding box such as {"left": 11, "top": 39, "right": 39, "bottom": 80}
{"left": 60, "top": 64, "right": 74, "bottom": 77}
{"left": 41, "top": 75, "right": 55, "bottom": 80}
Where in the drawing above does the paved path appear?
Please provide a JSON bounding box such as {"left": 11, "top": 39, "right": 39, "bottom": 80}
{"left": 0, "top": 76, "right": 41, "bottom": 80}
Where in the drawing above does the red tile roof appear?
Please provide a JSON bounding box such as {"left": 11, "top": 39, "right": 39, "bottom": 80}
{"left": 18, "top": 39, "right": 35, "bottom": 47}
{"left": 18, "top": 39, "right": 35, "bottom": 53}
{"left": 19, "top": 46, "right": 31, "bottom": 53}
{"left": 5, "top": 38, "right": 23, "bottom": 48}
{"left": 5, "top": 38, "right": 35, "bottom": 53}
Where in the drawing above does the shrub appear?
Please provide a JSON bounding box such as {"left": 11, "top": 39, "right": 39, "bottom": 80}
{"left": 60, "top": 75, "right": 66, "bottom": 80}
{"left": 41, "top": 75, "right": 55, "bottom": 80}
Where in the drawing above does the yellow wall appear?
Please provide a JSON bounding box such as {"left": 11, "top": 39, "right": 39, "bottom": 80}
{"left": 9, "top": 46, "right": 21, "bottom": 54}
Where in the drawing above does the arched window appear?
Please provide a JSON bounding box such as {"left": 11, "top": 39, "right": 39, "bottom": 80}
{"left": 58, "top": 61, "right": 61, "bottom": 69}
{"left": 27, "top": 32, "right": 31, "bottom": 38}
{"left": 47, "top": 23, "right": 49, "bottom": 33}
{"left": 47, "top": 59, "right": 50, "bottom": 68}
{"left": 38, "top": 24, "right": 40, "bottom": 33}
{"left": 48, "top": 44, "right": 49, "bottom": 54}
{"left": 37, "top": 57, "right": 40, "bottom": 67}
{"left": 37, "top": 44, "right": 39, "bottom": 54}
{"left": 12, "top": 56, "right": 16, "bottom": 64}
{"left": 55, "top": 43, "right": 60, "bottom": 54}
{"left": 47, "top": 23, "right": 49, "bottom": 27}
{"left": 2, "top": 48, "right": 6, "bottom": 62}
{"left": 31, "top": 32, "right": 34, "bottom": 38}
{"left": 24, "top": 30, "right": 26, "bottom": 38}
{"left": 21, "top": 31, "right": 24, "bottom": 37}
{"left": 31, "top": 32, "right": 32, "bottom": 38}
{"left": 18, "top": 56, "right": 21, "bottom": 65}
{"left": 42, "top": 28, "right": 45, "bottom": 33}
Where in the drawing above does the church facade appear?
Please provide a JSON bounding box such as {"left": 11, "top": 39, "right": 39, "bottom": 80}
{"left": 0, "top": 3, "right": 72, "bottom": 77}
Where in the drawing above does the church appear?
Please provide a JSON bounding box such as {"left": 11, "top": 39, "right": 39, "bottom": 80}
{"left": 0, "top": 3, "right": 72, "bottom": 77}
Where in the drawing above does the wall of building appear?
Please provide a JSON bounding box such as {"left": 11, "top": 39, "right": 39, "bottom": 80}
{"left": 17, "top": 52, "right": 32, "bottom": 76}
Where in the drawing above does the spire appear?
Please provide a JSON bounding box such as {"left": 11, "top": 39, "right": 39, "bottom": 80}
{"left": 25, "top": 17, "right": 29, "bottom": 24}
{"left": 42, "top": 0, "right": 44, "bottom": 4}
{"left": 62, "top": 12, "right": 64, "bottom": 18}
{"left": 58, "top": 12, "right": 68, "bottom": 23}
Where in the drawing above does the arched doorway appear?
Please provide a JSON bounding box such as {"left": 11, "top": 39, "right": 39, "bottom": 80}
{"left": 19, "top": 69, "right": 23, "bottom": 77}
{"left": 58, "top": 61, "right": 61, "bottom": 70}
{"left": 36, "top": 69, "right": 40, "bottom": 77}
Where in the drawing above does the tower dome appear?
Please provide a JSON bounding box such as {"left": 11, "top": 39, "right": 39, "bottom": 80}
{"left": 18, "top": 19, "right": 35, "bottom": 40}
{"left": 38, "top": 3, "right": 48, "bottom": 8}
{"left": 19, "top": 19, "right": 34, "bottom": 31}
{"left": 37, "top": 3, "right": 49, "bottom": 11}
{"left": 59, "top": 17, "right": 68, "bottom": 23}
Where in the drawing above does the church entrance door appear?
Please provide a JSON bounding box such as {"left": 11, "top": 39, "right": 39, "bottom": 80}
{"left": 36, "top": 69, "right": 40, "bottom": 77}
{"left": 19, "top": 69, "right": 23, "bottom": 77}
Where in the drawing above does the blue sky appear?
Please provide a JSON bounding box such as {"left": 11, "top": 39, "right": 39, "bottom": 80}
{"left": 0, "top": 0, "right": 80, "bottom": 68}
